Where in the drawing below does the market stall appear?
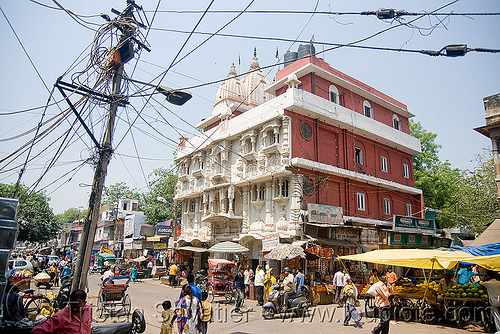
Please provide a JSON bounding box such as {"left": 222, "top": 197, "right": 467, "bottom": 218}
{"left": 340, "top": 249, "right": 500, "bottom": 328}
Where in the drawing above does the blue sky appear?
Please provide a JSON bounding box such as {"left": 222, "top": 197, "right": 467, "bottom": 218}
{"left": 1, "top": 0, "right": 498, "bottom": 213}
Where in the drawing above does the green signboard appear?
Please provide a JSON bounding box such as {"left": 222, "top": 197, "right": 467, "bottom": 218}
{"left": 389, "top": 233, "right": 432, "bottom": 247}
{"left": 394, "top": 216, "right": 435, "bottom": 232}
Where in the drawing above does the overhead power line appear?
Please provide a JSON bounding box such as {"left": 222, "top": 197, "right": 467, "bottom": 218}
{"left": 145, "top": 9, "right": 500, "bottom": 17}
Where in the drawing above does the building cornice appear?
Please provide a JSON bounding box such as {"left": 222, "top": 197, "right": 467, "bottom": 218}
{"left": 291, "top": 157, "right": 422, "bottom": 195}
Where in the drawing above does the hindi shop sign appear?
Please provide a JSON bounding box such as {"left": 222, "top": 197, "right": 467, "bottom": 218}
{"left": 156, "top": 220, "right": 173, "bottom": 236}
{"left": 262, "top": 233, "right": 280, "bottom": 252}
{"left": 393, "top": 215, "right": 435, "bottom": 232}
{"left": 308, "top": 203, "right": 344, "bottom": 224}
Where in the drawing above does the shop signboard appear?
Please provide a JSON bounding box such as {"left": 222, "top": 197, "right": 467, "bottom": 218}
{"left": 133, "top": 240, "right": 143, "bottom": 249}
{"left": 393, "top": 216, "right": 435, "bottom": 232}
{"left": 389, "top": 233, "right": 432, "bottom": 247}
{"left": 333, "top": 227, "right": 359, "bottom": 242}
{"left": 153, "top": 242, "right": 167, "bottom": 250}
{"left": 432, "top": 238, "right": 451, "bottom": 248}
{"left": 124, "top": 214, "right": 147, "bottom": 238}
{"left": 262, "top": 233, "right": 279, "bottom": 252}
{"left": 156, "top": 220, "right": 173, "bottom": 236}
{"left": 308, "top": 203, "right": 344, "bottom": 225}
{"left": 123, "top": 237, "right": 133, "bottom": 250}
{"left": 360, "top": 229, "right": 380, "bottom": 244}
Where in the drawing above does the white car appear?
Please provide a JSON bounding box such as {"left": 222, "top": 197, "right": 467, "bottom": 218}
{"left": 9, "top": 259, "right": 34, "bottom": 273}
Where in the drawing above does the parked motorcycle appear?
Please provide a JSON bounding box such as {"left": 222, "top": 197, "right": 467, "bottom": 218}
{"left": 195, "top": 270, "right": 209, "bottom": 292}
{"left": 91, "top": 309, "right": 146, "bottom": 334}
{"left": 262, "top": 284, "right": 310, "bottom": 319}
{"left": 53, "top": 275, "right": 72, "bottom": 310}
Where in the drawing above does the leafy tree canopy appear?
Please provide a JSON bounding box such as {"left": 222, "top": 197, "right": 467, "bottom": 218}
{"left": 142, "top": 167, "right": 180, "bottom": 225}
{"left": 102, "top": 182, "right": 144, "bottom": 210}
{"left": 410, "top": 120, "right": 499, "bottom": 232}
{"left": 0, "top": 183, "right": 57, "bottom": 242}
{"left": 54, "top": 207, "right": 87, "bottom": 224}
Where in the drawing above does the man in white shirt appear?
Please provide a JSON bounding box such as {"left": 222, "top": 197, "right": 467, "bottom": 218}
{"left": 254, "top": 264, "right": 265, "bottom": 306}
{"left": 334, "top": 269, "right": 348, "bottom": 303}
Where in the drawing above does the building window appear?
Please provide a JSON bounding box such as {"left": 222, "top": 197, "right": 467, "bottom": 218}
{"left": 406, "top": 203, "right": 412, "bottom": 216}
{"left": 266, "top": 130, "right": 274, "bottom": 146}
{"left": 122, "top": 202, "right": 128, "bottom": 211}
{"left": 303, "top": 178, "right": 314, "bottom": 196}
{"left": 282, "top": 179, "right": 289, "bottom": 197}
{"left": 252, "top": 185, "right": 258, "bottom": 201}
{"left": 259, "top": 185, "right": 266, "bottom": 201}
{"left": 329, "top": 85, "right": 339, "bottom": 104}
{"left": 393, "top": 114, "right": 402, "bottom": 131}
{"left": 189, "top": 201, "right": 196, "bottom": 213}
{"left": 300, "top": 122, "right": 312, "bottom": 139}
{"left": 357, "top": 192, "right": 366, "bottom": 211}
{"left": 363, "top": 100, "right": 373, "bottom": 118}
{"left": 403, "top": 163, "right": 410, "bottom": 178}
{"left": 355, "top": 147, "right": 363, "bottom": 166}
{"left": 384, "top": 198, "right": 391, "bottom": 215}
{"left": 381, "top": 156, "right": 388, "bottom": 172}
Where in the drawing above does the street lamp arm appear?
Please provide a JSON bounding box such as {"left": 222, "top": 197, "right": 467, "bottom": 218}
{"left": 124, "top": 77, "right": 192, "bottom": 106}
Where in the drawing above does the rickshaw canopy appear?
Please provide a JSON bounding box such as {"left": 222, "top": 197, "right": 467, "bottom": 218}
{"left": 208, "top": 259, "right": 234, "bottom": 267}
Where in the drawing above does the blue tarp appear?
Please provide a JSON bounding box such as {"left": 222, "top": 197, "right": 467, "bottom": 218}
{"left": 447, "top": 242, "right": 500, "bottom": 256}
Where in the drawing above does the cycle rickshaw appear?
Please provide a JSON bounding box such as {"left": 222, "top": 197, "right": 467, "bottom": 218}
{"left": 207, "top": 259, "right": 238, "bottom": 303}
{"left": 96, "top": 275, "right": 132, "bottom": 318}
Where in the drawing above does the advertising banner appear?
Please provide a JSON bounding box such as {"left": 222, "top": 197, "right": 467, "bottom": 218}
{"left": 389, "top": 233, "right": 432, "bottom": 247}
{"left": 393, "top": 215, "right": 435, "bottom": 232}
{"left": 262, "top": 233, "right": 280, "bottom": 252}
{"left": 308, "top": 203, "right": 344, "bottom": 224}
{"left": 156, "top": 220, "right": 173, "bottom": 236}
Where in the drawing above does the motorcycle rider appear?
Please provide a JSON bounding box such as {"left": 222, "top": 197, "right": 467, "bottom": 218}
{"left": 281, "top": 267, "right": 296, "bottom": 312}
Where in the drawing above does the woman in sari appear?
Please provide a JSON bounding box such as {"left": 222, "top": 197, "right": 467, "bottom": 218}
{"left": 176, "top": 284, "right": 202, "bottom": 334}
{"left": 263, "top": 268, "right": 277, "bottom": 302}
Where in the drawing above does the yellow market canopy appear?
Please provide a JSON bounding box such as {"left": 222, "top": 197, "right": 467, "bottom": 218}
{"left": 338, "top": 249, "right": 478, "bottom": 270}
{"left": 459, "top": 255, "right": 500, "bottom": 271}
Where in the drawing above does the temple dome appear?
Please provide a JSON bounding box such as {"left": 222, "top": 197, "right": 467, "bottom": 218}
{"left": 241, "top": 48, "right": 274, "bottom": 107}
{"left": 214, "top": 63, "right": 243, "bottom": 108}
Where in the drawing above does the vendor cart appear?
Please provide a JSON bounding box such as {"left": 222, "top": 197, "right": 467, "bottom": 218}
{"left": 443, "top": 296, "right": 494, "bottom": 331}
{"left": 207, "top": 259, "right": 235, "bottom": 303}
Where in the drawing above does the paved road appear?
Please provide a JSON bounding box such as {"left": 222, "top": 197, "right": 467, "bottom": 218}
{"left": 85, "top": 275, "right": 472, "bottom": 334}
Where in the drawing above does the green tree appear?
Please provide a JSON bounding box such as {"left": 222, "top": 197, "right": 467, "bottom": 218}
{"left": 102, "top": 182, "right": 143, "bottom": 210}
{"left": 0, "top": 183, "right": 57, "bottom": 242}
{"left": 410, "top": 120, "right": 464, "bottom": 228}
{"left": 55, "top": 207, "right": 86, "bottom": 224}
{"left": 454, "top": 152, "right": 500, "bottom": 233}
{"left": 142, "top": 167, "right": 180, "bottom": 225}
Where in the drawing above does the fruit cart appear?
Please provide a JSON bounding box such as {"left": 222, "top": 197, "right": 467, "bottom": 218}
{"left": 443, "top": 283, "right": 493, "bottom": 331}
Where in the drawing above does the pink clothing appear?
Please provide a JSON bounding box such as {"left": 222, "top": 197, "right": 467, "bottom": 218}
{"left": 31, "top": 304, "right": 92, "bottom": 334}
{"left": 374, "top": 281, "right": 393, "bottom": 307}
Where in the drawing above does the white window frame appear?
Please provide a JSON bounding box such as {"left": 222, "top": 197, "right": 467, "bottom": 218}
{"left": 381, "top": 156, "right": 388, "bottom": 172}
{"left": 393, "top": 114, "right": 402, "bottom": 131}
{"left": 355, "top": 147, "right": 363, "bottom": 166}
{"left": 384, "top": 198, "right": 391, "bottom": 215}
{"left": 357, "top": 192, "right": 366, "bottom": 211}
{"left": 406, "top": 203, "right": 412, "bottom": 217}
{"left": 363, "top": 100, "right": 373, "bottom": 118}
{"left": 403, "top": 163, "right": 410, "bottom": 178}
{"left": 329, "top": 85, "right": 339, "bottom": 104}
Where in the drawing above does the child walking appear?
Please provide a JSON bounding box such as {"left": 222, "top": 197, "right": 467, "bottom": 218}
{"left": 160, "top": 300, "right": 176, "bottom": 334}
{"left": 201, "top": 291, "right": 212, "bottom": 334}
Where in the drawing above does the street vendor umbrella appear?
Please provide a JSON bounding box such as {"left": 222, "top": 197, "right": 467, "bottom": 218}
{"left": 208, "top": 241, "right": 249, "bottom": 253}
{"left": 264, "top": 243, "right": 306, "bottom": 260}
{"left": 339, "top": 249, "right": 473, "bottom": 270}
